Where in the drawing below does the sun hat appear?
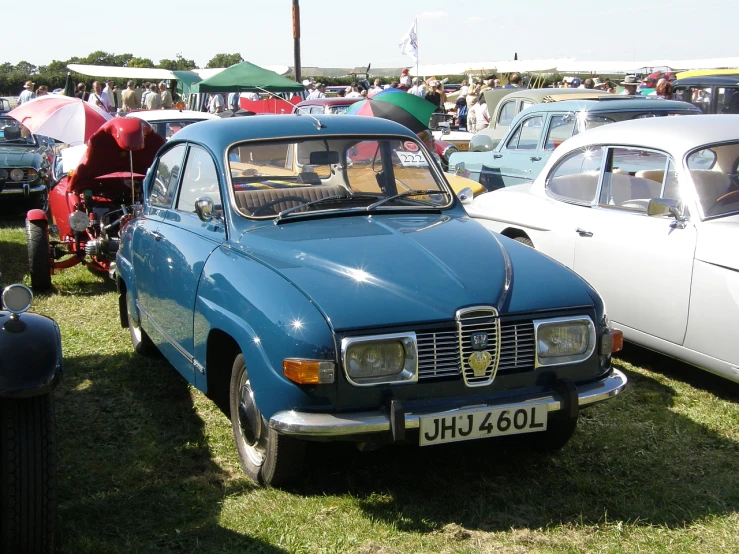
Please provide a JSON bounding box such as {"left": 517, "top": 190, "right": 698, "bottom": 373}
{"left": 401, "top": 68, "right": 409, "bottom": 74}
{"left": 593, "top": 77, "right": 606, "bottom": 89}
{"left": 570, "top": 77, "right": 581, "bottom": 88}
{"left": 621, "top": 75, "right": 639, "bottom": 86}
{"left": 302, "top": 79, "right": 310, "bottom": 86}
{"left": 25, "top": 80, "right": 34, "bottom": 87}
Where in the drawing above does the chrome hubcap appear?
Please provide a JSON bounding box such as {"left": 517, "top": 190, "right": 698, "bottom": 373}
{"left": 237, "top": 369, "right": 266, "bottom": 466}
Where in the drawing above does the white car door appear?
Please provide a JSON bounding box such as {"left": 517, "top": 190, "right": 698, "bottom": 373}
{"left": 571, "top": 148, "right": 697, "bottom": 345}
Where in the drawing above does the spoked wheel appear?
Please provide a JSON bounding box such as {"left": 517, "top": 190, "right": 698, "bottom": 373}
{"left": 26, "top": 218, "right": 52, "bottom": 291}
{"left": 229, "top": 354, "right": 305, "bottom": 486}
{"left": 0, "top": 395, "right": 57, "bottom": 553}
{"left": 126, "top": 292, "right": 157, "bottom": 356}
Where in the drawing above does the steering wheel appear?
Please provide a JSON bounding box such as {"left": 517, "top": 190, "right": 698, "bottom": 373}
{"left": 715, "top": 189, "right": 739, "bottom": 206}
{"left": 251, "top": 196, "right": 310, "bottom": 216}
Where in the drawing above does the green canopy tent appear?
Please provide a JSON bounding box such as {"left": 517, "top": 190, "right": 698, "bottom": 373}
{"left": 190, "top": 61, "right": 303, "bottom": 94}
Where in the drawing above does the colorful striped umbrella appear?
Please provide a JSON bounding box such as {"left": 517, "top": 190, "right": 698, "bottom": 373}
{"left": 346, "top": 90, "right": 437, "bottom": 133}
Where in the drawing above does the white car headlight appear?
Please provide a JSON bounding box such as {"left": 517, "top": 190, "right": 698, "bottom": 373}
{"left": 10, "top": 168, "right": 24, "bottom": 181}
{"left": 534, "top": 317, "right": 596, "bottom": 367}
{"left": 342, "top": 333, "right": 418, "bottom": 386}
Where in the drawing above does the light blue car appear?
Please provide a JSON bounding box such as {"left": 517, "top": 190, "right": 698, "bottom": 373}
{"left": 449, "top": 98, "right": 700, "bottom": 191}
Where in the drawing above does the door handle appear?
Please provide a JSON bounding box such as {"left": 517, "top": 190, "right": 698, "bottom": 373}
{"left": 530, "top": 156, "right": 542, "bottom": 162}
{"left": 576, "top": 228, "right": 593, "bottom": 237}
{"left": 152, "top": 231, "right": 164, "bottom": 242}
{"left": 493, "top": 153, "right": 503, "bottom": 159}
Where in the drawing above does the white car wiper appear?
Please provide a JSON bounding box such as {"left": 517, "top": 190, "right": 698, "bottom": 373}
{"left": 275, "top": 193, "right": 380, "bottom": 221}
{"left": 366, "top": 189, "right": 452, "bottom": 210}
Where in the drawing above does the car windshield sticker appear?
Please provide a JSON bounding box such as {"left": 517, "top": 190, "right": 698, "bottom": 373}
{"left": 397, "top": 151, "right": 429, "bottom": 167}
{"left": 404, "top": 141, "right": 419, "bottom": 152}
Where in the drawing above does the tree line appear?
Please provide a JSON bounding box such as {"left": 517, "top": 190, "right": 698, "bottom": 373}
{"left": 0, "top": 52, "right": 245, "bottom": 95}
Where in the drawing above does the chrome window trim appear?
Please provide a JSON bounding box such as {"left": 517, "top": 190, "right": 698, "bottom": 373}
{"left": 533, "top": 315, "right": 596, "bottom": 368}
{"left": 341, "top": 332, "right": 418, "bottom": 387}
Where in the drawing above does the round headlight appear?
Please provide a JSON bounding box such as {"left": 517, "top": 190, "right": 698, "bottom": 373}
{"left": 69, "top": 211, "right": 89, "bottom": 232}
{"left": 2, "top": 284, "right": 33, "bottom": 314}
{"left": 0, "top": 169, "right": 8, "bottom": 180}
{"left": 10, "top": 168, "right": 24, "bottom": 181}
{"left": 442, "top": 144, "right": 458, "bottom": 164}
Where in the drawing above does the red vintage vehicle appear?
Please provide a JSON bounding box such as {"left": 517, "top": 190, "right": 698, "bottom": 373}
{"left": 25, "top": 118, "right": 165, "bottom": 290}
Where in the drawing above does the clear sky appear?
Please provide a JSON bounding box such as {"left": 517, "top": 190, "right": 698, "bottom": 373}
{"left": 10, "top": 0, "right": 737, "bottom": 69}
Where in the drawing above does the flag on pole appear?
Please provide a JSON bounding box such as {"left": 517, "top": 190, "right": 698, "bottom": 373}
{"left": 399, "top": 20, "right": 418, "bottom": 64}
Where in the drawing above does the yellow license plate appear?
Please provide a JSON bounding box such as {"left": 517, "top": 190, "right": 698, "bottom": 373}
{"left": 419, "top": 404, "right": 548, "bottom": 446}
{"left": 457, "top": 143, "right": 469, "bottom": 151}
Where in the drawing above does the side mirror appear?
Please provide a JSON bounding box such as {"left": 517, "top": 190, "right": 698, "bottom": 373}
{"left": 194, "top": 196, "right": 214, "bottom": 222}
{"left": 457, "top": 187, "right": 474, "bottom": 205}
{"left": 647, "top": 198, "right": 687, "bottom": 227}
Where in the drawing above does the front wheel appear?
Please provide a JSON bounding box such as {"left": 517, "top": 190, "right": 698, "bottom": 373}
{"left": 229, "top": 354, "right": 305, "bottom": 486}
{"left": 0, "top": 395, "right": 57, "bottom": 553}
{"left": 26, "top": 218, "right": 52, "bottom": 291}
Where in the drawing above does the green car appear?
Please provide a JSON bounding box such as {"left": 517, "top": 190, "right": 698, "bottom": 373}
{"left": 0, "top": 115, "right": 53, "bottom": 209}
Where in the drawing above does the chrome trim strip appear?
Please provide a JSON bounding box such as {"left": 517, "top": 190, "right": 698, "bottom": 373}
{"left": 0, "top": 183, "right": 45, "bottom": 194}
{"left": 137, "top": 300, "right": 204, "bottom": 370}
{"left": 270, "top": 369, "right": 627, "bottom": 437}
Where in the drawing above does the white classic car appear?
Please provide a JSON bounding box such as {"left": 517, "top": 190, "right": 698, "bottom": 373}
{"left": 467, "top": 115, "right": 739, "bottom": 383}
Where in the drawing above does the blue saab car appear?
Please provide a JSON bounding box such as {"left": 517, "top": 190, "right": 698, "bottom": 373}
{"left": 116, "top": 114, "right": 627, "bottom": 486}
{"left": 449, "top": 97, "right": 700, "bottom": 191}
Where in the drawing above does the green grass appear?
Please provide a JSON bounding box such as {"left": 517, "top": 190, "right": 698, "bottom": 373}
{"left": 1, "top": 215, "right": 738, "bottom": 553}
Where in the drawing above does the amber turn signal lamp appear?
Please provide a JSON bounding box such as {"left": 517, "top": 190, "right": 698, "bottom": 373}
{"left": 176, "top": 101, "right": 186, "bottom": 111}
{"left": 600, "top": 329, "right": 624, "bottom": 355}
{"left": 283, "top": 359, "right": 335, "bottom": 385}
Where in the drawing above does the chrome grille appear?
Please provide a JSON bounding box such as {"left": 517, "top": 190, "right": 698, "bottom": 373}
{"left": 498, "top": 322, "right": 536, "bottom": 373}
{"left": 416, "top": 330, "right": 460, "bottom": 380}
{"left": 414, "top": 318, "right": 536, "bottom": 383}
{"left": 458, "top": 307, "right": 500, "bottom": 386}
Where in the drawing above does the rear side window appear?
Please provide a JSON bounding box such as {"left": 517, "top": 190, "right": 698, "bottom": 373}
{"left": 598, "top": 148, "right": 670, "bottom": 211}
{"left": 497, "top": 100, "right": 516, "bottom": 126}
{"left": 545, "top": 147, "right": 604, "bottom": 204}
{"left": 149, "top": 144, "right": 186, "bottom": 208}
{"left": 544, "top": 113, "right": 576, "bottom": 151}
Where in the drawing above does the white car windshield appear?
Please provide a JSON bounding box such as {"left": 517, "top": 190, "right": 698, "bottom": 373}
{"left": 687, "top": 142, "right": 739, "bottom": 218}
{"left": 228, "top": 136, "right": 452, "bottom": 218}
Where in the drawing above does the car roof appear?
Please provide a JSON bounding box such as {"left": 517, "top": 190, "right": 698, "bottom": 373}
{"left": 127, "top": 110, "right": 220, "bottom": 122}
{"left": 296, "top": 98, "right": 359, "bottom": 107}
{"left": 171, "top": 114, "right": 418, "bottom": 152}
{"left": 510, "top": 97, "right": 700, "bottom": 117}
{"left": 496, "top": 88, "right": 613, "bottom": 102}
{"left": 551, "top": 114, "right": 739, "bottom": 156}
{"left": 673, "top": 76, "right": 739, "bottom": 86}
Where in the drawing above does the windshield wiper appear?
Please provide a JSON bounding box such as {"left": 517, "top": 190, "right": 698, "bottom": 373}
{"left": 366, "top": 189, "right": 451, "bottom": 210}
{"left": 275, "top": 193, "right": 380, "bottom": 221}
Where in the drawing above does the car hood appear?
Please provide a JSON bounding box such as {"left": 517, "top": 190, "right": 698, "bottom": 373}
{"left": 0, "top": 146, "right": 41, "bottom": 168}
{"left": 696, "top": 213, "right": 739, "bottom": 271}
{"left": 235, "top": 213, "right": 594, "bottom": 330}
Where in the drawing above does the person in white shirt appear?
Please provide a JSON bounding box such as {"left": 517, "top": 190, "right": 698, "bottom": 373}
{"left": 368, "top": 79, "right": 383, "bottom": 98}
{"left": 18, "top": 81, "right": 35, "bottom": 105}
{"left": 87, "top": 81, "right": 112, "bottom": 112}
{"left": 207, "top": 93, "right": 225, "bottom": 113}
{"left": 399, "top": 68, "right": 412, "bottom": 90}
{"left": 457, "top": 80, "right": 469, "bottom": 98}
{"left": 345, "top": 83, "right": 362, "bottom": 98}
{"left": 103, "top": 80, "right": 118, "bottom": 111}
{"left": 306, "top": 83, "right": 326, "bottom": 100}
{"left": 407, "top": 77, "right": 426, "bottom": 98}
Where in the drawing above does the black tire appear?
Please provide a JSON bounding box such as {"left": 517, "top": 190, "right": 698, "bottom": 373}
{"left": 0, "top": 395, "right": 57, "bottom": 553}
{"left": 513, "top": 236, "right": 534, "bottom": 248}
{"left": 26, "top": 219, "right": 52, "bottom": 291}
{"left": 229, "top": 354, "right": 305, "bottom": 486}
{"left": 127, "top": 292, "right": 158, "bottom": 356}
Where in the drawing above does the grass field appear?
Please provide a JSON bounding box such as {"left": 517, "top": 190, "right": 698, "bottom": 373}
{"left": 1, "top": 215, "right": 737, "bottom": 554}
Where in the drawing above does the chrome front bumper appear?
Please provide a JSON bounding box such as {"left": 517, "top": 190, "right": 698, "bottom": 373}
{"left": 0, "top": 182, "right": 46, "bottom": 195}
{"left": 270, "top": 368, "right": 627, "bottom": 438}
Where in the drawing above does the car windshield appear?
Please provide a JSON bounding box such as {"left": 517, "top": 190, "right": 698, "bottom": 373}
{"left": 686, "top": 141, "right": 739, "bottom": 218}
{"left": 228, "top": 136, "right": 452, "bottom": 218}
{"left": 0, "top": 118, "right": 35, "bottom": 145}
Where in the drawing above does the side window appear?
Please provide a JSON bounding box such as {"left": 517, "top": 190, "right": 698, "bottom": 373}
{"left": 545, "top": 113, "right": 577, "bottom": 151}
{"left": 545, "top": 147, "right": 604, "bottom": 204}
{"left": 516, "top": 116, "right": 544, "bottom": 150}
{"left": 505, "top": 124, "right": 522, "bottom": 150}
{"left": 149, "top": 144, "right": 186, "bottom": 208}
{"left": 520, "top": 100, "right": 534, "bottom": 113}
{"left": 176, "top": 145, "right": 221, "bottom": 213}
{"left": 678, "top": 86, "right": 712, "bottom": 113}
{"left": 598, "top": 148, "right": 669, "bottom": 211}
{"left": 497, "top": 100, "right": 516, "bottom": 126}
{"left": 717, "top": 87, "right": 739, "bottom": 114}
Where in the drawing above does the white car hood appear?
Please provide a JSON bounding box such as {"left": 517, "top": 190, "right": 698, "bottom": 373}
{"left": 695, "top": 213, "right": 739, "bottom": 271}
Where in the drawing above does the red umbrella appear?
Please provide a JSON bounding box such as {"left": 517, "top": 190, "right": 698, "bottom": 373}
{"left": 8, "top": 95, "right": 112, "bottom": 145}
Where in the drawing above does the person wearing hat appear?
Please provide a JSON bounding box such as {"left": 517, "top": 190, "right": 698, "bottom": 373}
{"left": 592, "top": 77, "right": 606, "bottom": 90}
{"left": 570, "top": 77, "right": 582, "bottom": 89}
{"left": 18, "top": 81, "right": 35, "bottom": 105}
{"left": 306, "top": 83, "right": 326, "bottom": 100}
{"left": 620, "top": 75, "right": 639, "bottom": 95}
{"left": 399, "top": 68, "right": 411, "bottom": 90}
{"left": 122, "top": 80, "right": 137, "bottom": 111}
